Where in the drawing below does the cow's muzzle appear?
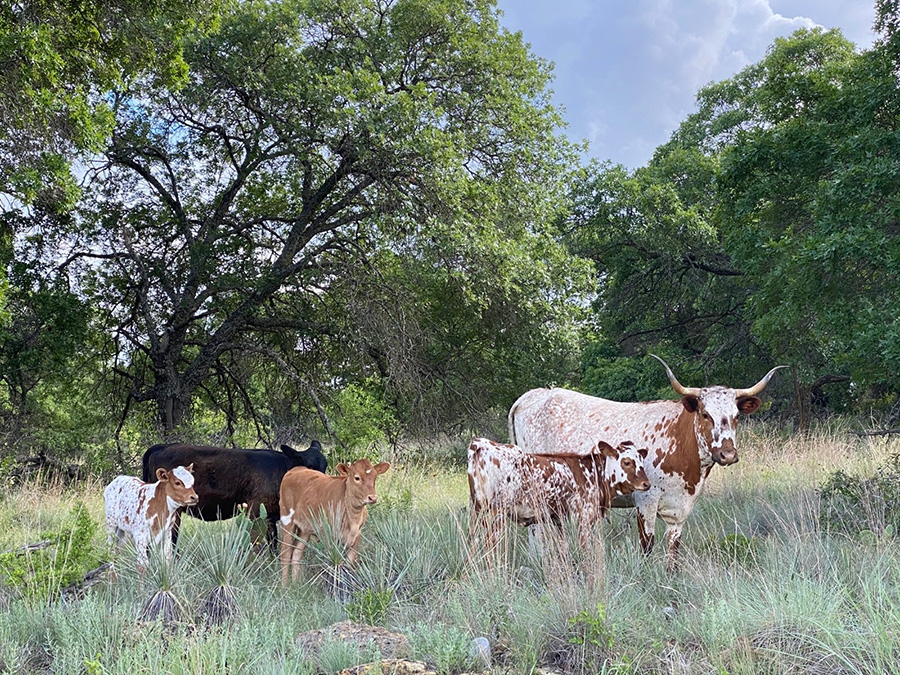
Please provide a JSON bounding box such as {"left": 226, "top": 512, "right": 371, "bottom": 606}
{"left": 712, "top": 447, "right": 738, "bottom": 466}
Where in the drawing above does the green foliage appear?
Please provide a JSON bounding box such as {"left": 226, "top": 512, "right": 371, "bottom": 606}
{"left": 330, "top": 383, "right": 399, "bottom": 454}
{"left": 818, "top": 454, "right": 900, "bottom": 538}
{"left": 0, "top": 0, "right": 217, "bottom": 207}
{"left": 704, "top": 532, "right": 760, "bottom": 567}
{"left": 0, "top": 501, "right": 100, "bottom": 600}
{"left": 569, "top": 602, "right": 614, "bottom": 651}
{"left": 346, "top": 587, "right": 393, "bottom": 626}
{"left": 580, "top": 340, "right": 674, "bottom": 402}
{"left": 407, "top": 622, "right": 476, "bottom": 673}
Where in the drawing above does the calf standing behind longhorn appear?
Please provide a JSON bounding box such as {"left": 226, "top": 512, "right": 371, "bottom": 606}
{"left": 467, "top": 437, "right": 650, "bottom": 554}
{"left": 104, "top": 464, "right": 198, "bottom": 569}
{"left": 279, "top": 458, "right": 390, "bottom": 584}
{"left": 508, "top": 355, "right": 786, "bottom": 570}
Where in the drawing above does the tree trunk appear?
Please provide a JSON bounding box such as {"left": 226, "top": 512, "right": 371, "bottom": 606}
{"left": 792, "top": 365, "right": 810, "bottom": 432}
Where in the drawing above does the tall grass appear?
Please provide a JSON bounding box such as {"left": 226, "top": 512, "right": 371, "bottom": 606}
{"left": 0, "top": 424, "right": 899, "bottom": 673}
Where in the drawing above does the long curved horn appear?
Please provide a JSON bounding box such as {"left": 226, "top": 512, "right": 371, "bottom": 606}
{"left": 649, "top": 354, "right": 700, "bottom": 396}
{"left": 735, "top": 365, "right": 789, "bottom": 397}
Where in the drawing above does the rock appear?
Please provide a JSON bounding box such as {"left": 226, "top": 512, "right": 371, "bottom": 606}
{"left": 335, "top": 659, "right": 436, "bottom": 675}
{"left": 469, "top": 636, "right": 491, "bottom": 668}
{"left": 295, "top": 620, "right": 411, "bottom": 661}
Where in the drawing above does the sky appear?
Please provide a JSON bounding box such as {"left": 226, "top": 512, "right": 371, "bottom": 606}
{"left": 494, "top": 0, "right": 879, "bottom": 169}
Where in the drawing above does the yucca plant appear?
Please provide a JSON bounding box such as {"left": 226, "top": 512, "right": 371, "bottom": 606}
{"left": 190, "top": 506, "right": 261, "bottom": 626}
{"left": 134, "top": 546, "right": 189, "bottom": 625}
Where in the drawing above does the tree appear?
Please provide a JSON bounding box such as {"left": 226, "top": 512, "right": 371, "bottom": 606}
{"left": 60, "top": 0, "right": 589, "bottom": 434}
{"left": 706, "top": 28, "right": 900, "bottom": 418}
{"left": 0, "top": 0, "right": 215, "bottom": 210}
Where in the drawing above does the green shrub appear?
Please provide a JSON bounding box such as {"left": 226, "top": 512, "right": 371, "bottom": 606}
{"left": 0, "top": 501, "right": 100, "bottom": 600}
{"left": 819, "top": 454, "right": 900, "bottom": 538}
{"left": 346, "top": 587, "right": 393, "bottom": 626}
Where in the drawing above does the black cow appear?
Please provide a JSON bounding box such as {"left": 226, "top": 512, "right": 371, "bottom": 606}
{"left": 141, "top": 440, "right": 327, "bottom": 550}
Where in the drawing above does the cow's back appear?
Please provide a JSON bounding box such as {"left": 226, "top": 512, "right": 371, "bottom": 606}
{"left": 510, "top": 388, "right": 680, "bottom": 454}
{"left": 142, "top": 444, "right": 288, "bottom": 520}
{"left": 280, "top": 467, "right": 346, "bottom": 519}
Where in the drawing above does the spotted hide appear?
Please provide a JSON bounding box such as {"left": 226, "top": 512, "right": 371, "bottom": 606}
{"left": 104, "top": 465, "right": 198, "bottom": 569}
{"left": 466, "top": 437, "right": 650, "bottom": 554}
{"left": 508, "top": 355, "right": 785, "bottom": 570}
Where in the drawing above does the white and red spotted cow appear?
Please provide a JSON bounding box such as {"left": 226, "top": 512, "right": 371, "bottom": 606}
{"left": 104, "top": 465, "right": 198, "bottom": 568}
{"left": 508, "top": 355, "right": 785, "bottom": 570}
{"left": 466, "top": 437, "right": 650, "bottom": 553}
{"left": 279, "top": 459, "right": 390, "bottom": 584}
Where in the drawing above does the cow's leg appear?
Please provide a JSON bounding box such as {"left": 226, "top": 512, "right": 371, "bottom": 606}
{"left": 133, "top": 530, "right": 151, "bottom": 573}
{"left": 266, "top": 515, "right": 280, "bottom": 555}
{"left": 169, "top": 510, "right": 183, "bottom": 549}
{"left": 290, "top": 532, "right": 311, "bottom": 582}
{"left": 664, "top": 522, "right": 684, "bottom": 573}
{"left": 279, "top": 523, "right": 295, "bottom": 585}
{"left": 636, "top": 501, "right": 659, "bottom": 555}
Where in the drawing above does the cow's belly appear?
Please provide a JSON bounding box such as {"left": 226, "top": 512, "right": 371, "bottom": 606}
{"left": 634, "top": 468, "right": 705, "bottom": 525}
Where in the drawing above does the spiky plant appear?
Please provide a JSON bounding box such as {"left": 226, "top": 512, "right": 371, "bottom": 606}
{"left": 135, "top": 547, "right": 188, "bottom": 625}
{"left": 189, "top": 508, "right": 259, "bottom": 626}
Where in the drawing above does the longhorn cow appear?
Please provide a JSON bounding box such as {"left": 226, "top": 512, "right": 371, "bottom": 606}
{"left": 508, "top": 355, "right": 785, "bottom": 570}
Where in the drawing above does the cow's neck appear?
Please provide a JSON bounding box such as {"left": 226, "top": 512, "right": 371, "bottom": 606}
{"left": 657, "top": 408, "right": 715, "bottom": 497}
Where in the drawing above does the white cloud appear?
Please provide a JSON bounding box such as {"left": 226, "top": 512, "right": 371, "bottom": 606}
{"left": 495, "top": 0, "right": 876, "bottom": 168}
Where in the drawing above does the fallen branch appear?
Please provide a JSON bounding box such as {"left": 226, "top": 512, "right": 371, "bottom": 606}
{"left": 851, "top": 428, "right": 900, "bottom": 437}
{"left": 61, "top": 562, "right": 112, "bottom": 600}
{"left": 0, "top": 540, "right": 53, "bottom": 556}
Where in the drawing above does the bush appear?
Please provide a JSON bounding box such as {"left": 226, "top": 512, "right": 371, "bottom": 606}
{"left": 0, "top": 501, "right": 101, "bottom": 600}
{"left": 818, "top": 454, "right": 900, "bottom": 539}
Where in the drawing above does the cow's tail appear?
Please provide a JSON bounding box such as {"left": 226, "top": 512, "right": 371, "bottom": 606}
{"left": 507, "top": 396, "right": 522, "bottom": 445}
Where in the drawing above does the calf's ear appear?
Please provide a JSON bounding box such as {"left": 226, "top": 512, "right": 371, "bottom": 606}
{"left": 336, "top": 463, "right": 350, "bottom": 476}
{"left": 596, "top": 441, "right": 616, "bottom": 458}
{"left": 155, "top": 468, "right": 169, "bottom": 482}
{"left": 374, "top": 462, "right": 390, "bottom": 475}
{"left": 737, "top": 395, "right": 762, "bottom": 414}
{"left": 186, "top": 463, "right": 194, "bottom": 473}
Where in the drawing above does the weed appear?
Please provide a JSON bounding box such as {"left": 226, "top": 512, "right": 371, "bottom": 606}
{"left": 0, "top": 501, "right": 100, "bottom": 600}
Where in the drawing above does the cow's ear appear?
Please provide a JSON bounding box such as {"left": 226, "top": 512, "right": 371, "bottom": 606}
{"left": 281, "top": 444, "right": 298, "bottom": 458}
{"left": 596, "top": 442, "right": 616, "bottom": 458}
{"left": 374, "top": 462, "right": 390, "bottom": 475}
{"left": 155, "top": 468, "right": 169, "bottom": 482}
{"left": 681, "top": 395, "right": 700, "bottom": 413}
{"left": 638, "top": 447, "right": 648, "bottom": 459}
{"left": 336, "top": 463, "right": 350, "bottom": 476}
{"left": 737, "top": 396, "right": 762, "bottom": 414}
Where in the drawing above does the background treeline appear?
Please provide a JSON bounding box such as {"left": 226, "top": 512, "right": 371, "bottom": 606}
{"left": 1, "top": 0, "right": 899, "bottom": 468}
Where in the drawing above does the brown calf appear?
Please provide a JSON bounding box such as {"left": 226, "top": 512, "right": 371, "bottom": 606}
{"left": 279, "top": 459, "right": 390, "bottom": 583}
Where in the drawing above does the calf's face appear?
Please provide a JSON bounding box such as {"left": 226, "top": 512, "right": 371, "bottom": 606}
{"left": 597, "top": 442, "right": 651, "bottom": 495}
{"left": 156, "top": 464, "right": 199, "bottom": 506}
{"left": 337, "top": 459, "right": 390, "bottom": 507}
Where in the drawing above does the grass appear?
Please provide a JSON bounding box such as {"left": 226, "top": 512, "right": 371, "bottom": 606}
{"left": 0, "top": 422, "right": 899, "bottom": 673}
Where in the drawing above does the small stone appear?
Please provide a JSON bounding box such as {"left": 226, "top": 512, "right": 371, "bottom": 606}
{"left": 469, "top": 636, "right": 491, "bottom": 668}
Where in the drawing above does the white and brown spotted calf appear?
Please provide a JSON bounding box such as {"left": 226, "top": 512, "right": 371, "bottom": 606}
{"left": 508, "top": 355, "right": 785, "bottom": 570}
{"left": 467, "top": 437, "right": 650, "bottom": 552}
{"left": 104, "top": 465, "right": 198, "bottom": 568}
{"left": 279, "top": 459, "right": 390, "bottom": 584}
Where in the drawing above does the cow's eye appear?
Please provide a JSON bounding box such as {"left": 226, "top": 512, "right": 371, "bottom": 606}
{"left": 354, "top": 475, "right": 361, "bottom": 481}
{"left": 623, "top": 459, "right": 633, "bottom": 468}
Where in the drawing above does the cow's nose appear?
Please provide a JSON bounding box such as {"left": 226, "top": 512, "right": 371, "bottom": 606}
{"left": 715, "top": 448, "right": 738, "bottom": 465}
{"left": 367, "top": 495, "right": 378, "bottom": 504}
